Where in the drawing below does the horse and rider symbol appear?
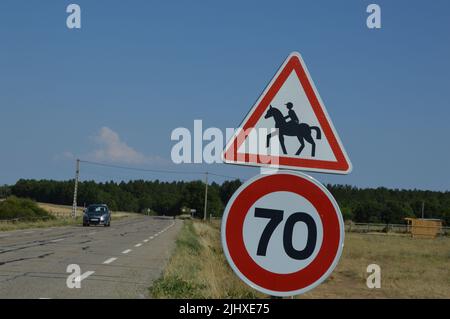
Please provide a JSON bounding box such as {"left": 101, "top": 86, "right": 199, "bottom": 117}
{"left": 265, "top": 102, "right": 322, "bottom": 157}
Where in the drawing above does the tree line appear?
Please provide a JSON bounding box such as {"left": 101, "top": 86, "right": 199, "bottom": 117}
{"left": 8, "top": 179, "right": 242, "bottom": 219}
{"left": 325, "top": 184, "right": 449, "bottom": 225}
{"left": 3, "top": 179, "right": 449, "bottom": 224}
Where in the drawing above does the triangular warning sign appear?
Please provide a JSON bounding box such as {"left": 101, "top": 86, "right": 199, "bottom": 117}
{"left": 222, "top": 52, "right": 352, "bottom": 174}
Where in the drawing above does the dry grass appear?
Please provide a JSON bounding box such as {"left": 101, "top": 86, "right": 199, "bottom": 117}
{"left": 36, "top": 202, "right": 81, "bottom": 215}
{"left": 303, "top": 232, "right": 450, "bottom": 298}
{"left": 151, "top": 220, "right": 450, "bottom": 299}
{"left": 192, "top": 221, "right": 265, "bottom": 298}
{"left": 150, "top": 220, "right": 264, "bottom": 298}
{"left": 37, "top": 202, "right": 133, "bottom": 219}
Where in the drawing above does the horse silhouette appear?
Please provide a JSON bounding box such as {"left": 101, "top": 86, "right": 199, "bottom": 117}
{"left": 264, "top": 105, "right": 322, "bottom": 157}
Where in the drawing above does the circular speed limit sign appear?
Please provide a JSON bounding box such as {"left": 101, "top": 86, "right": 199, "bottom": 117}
{"left": 221, "top": 171, "right": 344, "bottom": 296}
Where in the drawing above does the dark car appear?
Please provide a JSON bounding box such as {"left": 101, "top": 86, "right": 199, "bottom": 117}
{"left": 83, "top": 204, "right": 111, "bottom": 227}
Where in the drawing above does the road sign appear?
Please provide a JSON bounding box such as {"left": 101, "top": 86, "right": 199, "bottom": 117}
{"left": 221, "top": 171, "right": 344, "bottom": 296}
{"left": 222, "top": 52, "right": 352, "bottom": 174}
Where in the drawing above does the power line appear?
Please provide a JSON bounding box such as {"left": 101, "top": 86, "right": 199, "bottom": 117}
{"left": 73, "top": 159, "right": 241, "bottom": 220}
{"left": 208, "top": 172, "right": 242, "bottom": 180}
{"left": 78, "top": 159, "right": 241, "bottom": 180}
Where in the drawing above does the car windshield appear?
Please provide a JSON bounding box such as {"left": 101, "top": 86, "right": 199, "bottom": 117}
{"left": 87, "top": 206, "right": 107, "bottom": 215}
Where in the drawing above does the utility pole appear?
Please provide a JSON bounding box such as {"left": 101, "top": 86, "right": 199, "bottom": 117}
{"left": 203, "top": 172, "right": 208, "bottom": 221}
{"left": 72, "top": 159, "right": 80, "bottom": 219}
{"left": 421, "top": 201, "right": 425, "bottom": 219}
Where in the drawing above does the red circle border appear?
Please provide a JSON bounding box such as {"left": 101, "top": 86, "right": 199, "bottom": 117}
{"left": 224, "top": 173, "right": 342, "bottom": 293}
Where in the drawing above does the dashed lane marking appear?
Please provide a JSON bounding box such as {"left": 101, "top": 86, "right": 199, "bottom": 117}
{"left": 103, "top": 257, "right": 117, "bottom": 264}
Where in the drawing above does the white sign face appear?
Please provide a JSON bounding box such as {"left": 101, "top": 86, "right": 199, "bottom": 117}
{"left": 243, "top": 191, "right": 324, "bottom": 274}
{"left": 222, "top": 52, "right": 352, "bottom": 174}
{"left": 221, "top": 171, "right": 344, "bottom": 296}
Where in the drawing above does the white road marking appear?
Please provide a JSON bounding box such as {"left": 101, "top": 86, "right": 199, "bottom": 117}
{"left": 122, "top": 249, "right": 132, "bottom": 254}
{"left": 51, "top": 238, "right": 64, "bottom": 243}
{"left": 103, "top": 257, "right": 117, "bottom": 264}
{"left": 150, "top": 236, "right": 154, "bottom": 239}
{"left": 88, "top": 232, "right": 96, "bottom": 235}
{"left": 143, "top": 239, "right": 148, "bottom": 243}
{"left": 135, "top": 243, "right": 142, "bottom": 247}
{"left": 77, "top": 271, "right": 95, "bottom": 282}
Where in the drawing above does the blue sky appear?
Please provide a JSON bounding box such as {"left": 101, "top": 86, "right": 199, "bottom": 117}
{"left": 1, "top": 0, "right": 449, "bottom": 190}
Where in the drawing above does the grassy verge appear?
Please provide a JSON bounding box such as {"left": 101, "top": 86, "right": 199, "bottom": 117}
{"left": 0, "top": 214, "right": 133, "bottom": 232}
{"left": 0, "top": 217, "right": 82, "bottom": 231}
{"left": 0, "top": 200, "right": 135, "bottom": 232}
{"left": 150, "top": 220, "right": 450, "bottom": 298}
{"left": 0, "top": 213, "right": 132, "bottom": 232}
{"left": 150, "top": 220, "right": 265, "bottom": 298}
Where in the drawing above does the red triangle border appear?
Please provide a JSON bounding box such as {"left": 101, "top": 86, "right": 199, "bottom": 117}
{"left": 223, "top": 52, "right": 352, "bottom": 174}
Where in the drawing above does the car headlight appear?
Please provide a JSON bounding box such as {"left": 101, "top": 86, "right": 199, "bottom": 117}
{"left": 100, "top": 216, "right": 104, "bottom": 221}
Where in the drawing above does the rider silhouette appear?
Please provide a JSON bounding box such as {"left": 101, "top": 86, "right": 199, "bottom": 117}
{"left": 284, "top": 102, "right": 299, "bottom": 124}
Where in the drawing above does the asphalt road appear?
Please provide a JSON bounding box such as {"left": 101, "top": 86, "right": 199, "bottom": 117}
{"left": 0, "top": 215, "right": 182, "bottom": 298}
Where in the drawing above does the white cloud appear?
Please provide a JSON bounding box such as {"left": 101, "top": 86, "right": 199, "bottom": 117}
{"left": 90, "top": 127, "right": 162, "bottom": 165}
{"left": 54, "top": 127, "right": 167, "bottom": 166}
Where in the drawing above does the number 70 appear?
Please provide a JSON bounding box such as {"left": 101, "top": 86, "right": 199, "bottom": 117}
{"left": 254, "top": 207, "right": 317, "bottom": 260}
